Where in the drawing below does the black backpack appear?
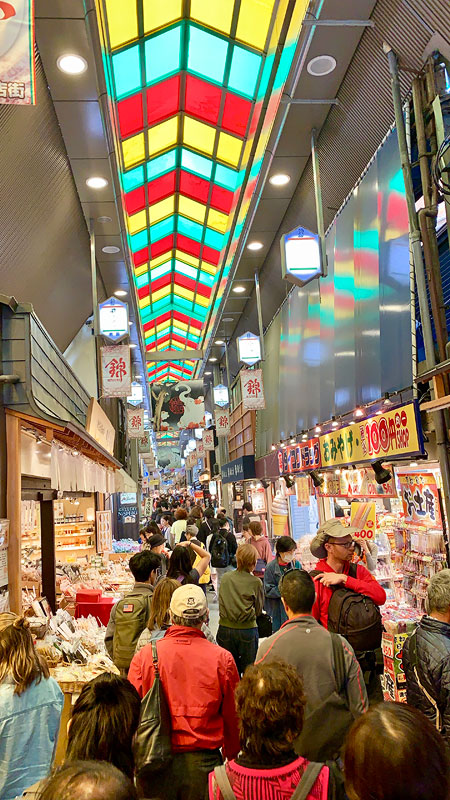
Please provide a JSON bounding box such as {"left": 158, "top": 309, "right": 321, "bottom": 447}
{"left": 312, "top": 562, "right": 382, "bottom": 653}
{"left": 210, "top": 532, "right": 230, "bottom": 568}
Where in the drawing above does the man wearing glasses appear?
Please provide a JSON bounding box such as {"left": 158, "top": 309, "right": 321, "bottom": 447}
{"left": 310, "top": 519, "right": 386, "bottom": 701}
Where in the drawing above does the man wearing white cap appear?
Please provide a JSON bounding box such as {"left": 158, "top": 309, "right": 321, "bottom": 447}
{"left": 128, "top": 583, "right": 240, "bottom": 800}
{"left": 310, "top": 518, "right": 386, "bottom": 702}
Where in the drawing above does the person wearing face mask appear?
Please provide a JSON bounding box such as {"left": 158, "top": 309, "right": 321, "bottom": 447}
{"left": 263, "top": 537, "right": 301, "bottom": 632}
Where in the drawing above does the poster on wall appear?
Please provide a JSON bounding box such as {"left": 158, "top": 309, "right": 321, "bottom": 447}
{"left": 157, "top": 446, "right": 181, "bottom": 471}
{"left": 350, "top": 501, "right": 376, "bottom": 540}
{"left": 101, "top": 345, "right": 131, "bottom": 397}
{"left": 96, "top": 511, "right": 112, "bottom": 553}
{"left": 295, "top": 475, "right": 311, "bottom": 506}
{"left": 0, "top": 0, "right": 35, "bottom": 106}
{"left": 215, "top": 409, "right": 230, "bottom": 436}
{"left": 151, "top": 381, "right": 205, "bottom": 431}
{"left": 241, "top": 369, "right": 265, "bottom": 410}
{"left": 127, "top": 408, "right": 145, "bottom": 439}
{"left": 398, "top": 473, "right": 443, "bottom": 529}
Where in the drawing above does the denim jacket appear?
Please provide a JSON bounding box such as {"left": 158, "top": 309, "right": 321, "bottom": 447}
{"left": 0, "top": 675, "right": 63, "bottom": 800}
{"left": 264, "top": 558, "right": 302, "bottom": 632}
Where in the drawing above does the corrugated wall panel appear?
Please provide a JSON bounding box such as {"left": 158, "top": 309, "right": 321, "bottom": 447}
{"left": 0, "top": 52, "right": 92, "bottom": 351}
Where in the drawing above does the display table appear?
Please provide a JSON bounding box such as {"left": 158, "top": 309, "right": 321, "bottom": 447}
{"left": 75, "top": 596, "right": 115, "bottom": 626}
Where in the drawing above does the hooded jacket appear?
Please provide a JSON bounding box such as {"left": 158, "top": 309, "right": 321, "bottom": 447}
{"left": 403, "top": 615, "right": 450, "bottom": 744}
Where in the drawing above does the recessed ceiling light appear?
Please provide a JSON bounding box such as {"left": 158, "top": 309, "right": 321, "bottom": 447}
{"left": 129, "top": 321, "right": 133, "bottom": 326}
{"left": 209, "top": 357, "right": 218, "bottom": 362}
{"left": 269, "top": 173, "right": 290, "bottom": 186}
{"left": 102, "top": 245, "right": 120, "bottom": 254}
{"left": 57, "top": 54, "right": 88, "bottom": 75}
{"left": 214, "top": 340, "right": 225, "bottom": 345}
{"left": 114, "top": 290, "right": 127, "bottom": 297}
{"left": 232, "top": 286, "right": 246, "bottom": 294}
{"left": 247, "top": 241, "right": 263, "bottom": 251}
{"left": 307, "top": 55, "right": 337, "bottom": 77}
{"left": 97, "top": 215, "right": 112, "bottom": 223}
{"left": 223, "top": 317, "right": 234, "bottom": 322}
{"left": 86, "top": 176, "right": 108, "bottom": 189}
{"left": 129, "top": 343, "right": 137, "bottom": 348}
{"left": 204, "top": 371, "right": 212, "bottom": 375}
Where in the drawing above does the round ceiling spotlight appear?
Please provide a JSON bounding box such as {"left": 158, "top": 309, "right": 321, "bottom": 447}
{"left": 269, "top": 173, "right": 290, "bottom": 186}
{"left": 223, "top": 317, "right": 234, "bottom": 322}
{"left": 114, "top": 290, "right": 127, "bottom": 297}
{"left": 307, "top": 55, "right": 337, "bottom": 76}
{"left": 232, "top": 286, "right": 246, "bottom": 294}
{"left": 214, "top": 340, "right": 225, "bottom": 345}
{"left": 86, "top": 176, "right": 108, "bottom": 189}
{"left": 247, "top": 241, "right": 263, "bottom": 251}
{"left": 97, "top": 215, "right": 112, "bottom": 223}
{"left": 204, "top": 371, "right": 212, "bottom": 376}
{"left": 209, "top": 357, "right": 218, "bottom": 363}
{"left": 102, "top": 245, "right": 120, "bottom": 254}
{"left": 57, "top": 54, "right": 88, "bottom": 75}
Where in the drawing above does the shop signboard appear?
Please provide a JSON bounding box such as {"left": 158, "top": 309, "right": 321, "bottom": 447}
{"left": 215, "top": 409, "right": 230, "bottom": 436}
{"left": 0, "top": 0, "right": 35, "bottom": 106}
{"left": 151, "top": 380, "right": 205, "bottom": 431}
{"left": 241, "top": 369, "right": 265, "bottom": 410}
{"left": 319, "top": 401, "right": 424, "bottom": 468}
{"left": 101, "top": 344, "right": 131, "bottom": 397}
{"left": 203, "top": 429, "right": 214, "bottom": 451}
{"left": 317, "top": 468, "right": 396, "bottom": 498}
{"left": 197, "top": 441, "right": 205, "bottom": 458}
{"left": 99, "top": 297, "right": 129, "bottom": 343}
{"left": 213, "top": 384, "right": 229, "bottom": 408}
{"left": 278, "top": 439, "right": 321, "bottom": 475}
{"left": 138, "top": 430, "right": 151, "bottom": 453}
{"left": 398, "top": 473, "right": 443, "bottom": 529}
{"left": 127, "top": 408, "right": 144, "bottom": 438}
{"left": 350, "top": 501, "right": 376, "bottom": 540}
{"left": 86, "top": 398, "right": 115, "bottom": 455}
{"left": 127, "top": 382, "right": 144, "bottom": 407}
{"left": 296, "top": 475, "right": 311, "bottom": 506}
{"left": 221, "top": 456, "right": 256, "bottom": 484}
{"left": 237, "top": 332, "right": 261, "bottom": 366}
{"left": 280, "top": 225, "right": 323, "bottom": 288}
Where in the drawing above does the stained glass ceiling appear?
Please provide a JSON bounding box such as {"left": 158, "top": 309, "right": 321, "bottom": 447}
{"left": 95, "top": 0, "right": 309, "bottom": 383}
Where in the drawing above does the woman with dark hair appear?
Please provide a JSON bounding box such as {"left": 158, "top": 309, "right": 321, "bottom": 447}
{"left": 0, "top": 613, "right": 63, "bottom": 800}
{"left": 344, "top": 702, "right": 450, "bottom": 800}
{"left": 66, "top": 673, "right": 140, "bottom": 779}
{"left": 36, "top": 761, "right": 137, "bottom": 800}
{"left": 167, "top": 541, "right": 211, "bottom": 585}
{"left": 135, "top": 577, "right": 179, "bottom": 652}
{"left": 264, "top": 536, "right": 301, "bottom": 631}
{"left": 209, "top": 659, "right": 331, "bottom": 799}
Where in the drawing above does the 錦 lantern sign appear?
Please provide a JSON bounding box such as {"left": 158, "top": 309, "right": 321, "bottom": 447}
{"left": 280, "top": 225, "right": 324, "bottom": 288}
{"left": 99, "top": 296, "right": 129, "bottom": 342}
{"left": 237, "top": 332, "right": 261, "bottom": 366}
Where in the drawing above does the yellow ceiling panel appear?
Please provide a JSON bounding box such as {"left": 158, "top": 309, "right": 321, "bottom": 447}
{"left": 128, "top": 209, "right": 147, "bottom": 235}
{"left": 207, "top": 208, "right": 229, "bottom": 233}
{"left": 122, "top": 132, "right": 145, "bottom": 169}
{"left": 236, "top": 0, "right": 275, "bottom": 50}
{"left": 178, "top": 195, "right": 207, "bottom": 224}
{"left": 143, "top": 0, "right": 182, "bottom": 33}
{"left": 217, "top": 131, "right": 242, "bottom": 167}
{"left": 190, "top": 0, "right": 234, "bottom": 35}
{"left": 148, "top": 117, "right": 179, "bottom": 157}
{"left": 150, "top": 254, "right": 172, "bottom": 269}
{"left": 104, "top": 0, "right": 138, "bottom": 48}
{"left": 199, "top": 261, "right": 218, "bottom": 276}
{"left": 134, "top": 263, "right": 149, "bottom": 277}
{"left": 174, "top": 250, "right": 200, "bottom": 268}
{"left": 175, "top": 286, "right": 195, "bottom": 302}
{"left": 149, "top": 195, "right": 176, "bottom": 223}
{"left": 183, "top": 117, "right": 216, "bottom": 157}
{"left": 152, "top": 285, "right": 172, "bottom": 303}
{"left": 139, "top": 296, "right": 151, "bottom": 309}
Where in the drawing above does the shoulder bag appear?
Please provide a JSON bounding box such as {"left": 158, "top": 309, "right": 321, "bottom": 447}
{"left": 214, "top": 761, "right": 323, "bottom": 800}
{"left": 133, "top": 640, "right": 173, "bottom": 777}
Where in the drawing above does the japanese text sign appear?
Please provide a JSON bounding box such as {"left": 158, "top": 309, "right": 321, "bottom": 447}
{"left": 317, "top": 468, "right": 396, "bottom": 498}
{"left": 101, "top": 345, "right": 131, "bottom": 397}
{"left": 213, "top": 384, "right": 229, "bottom": 408}
{"left": 296, "top": 475, "right": 311, "bottom": 506}
{"left": 99, "top": 296, "right": 129, "bottom": 342}
{"left": 398, "top": 473, "right": 442, "bottom": 529}
{"left": 215, "top": 409, "right": 230, "bottom": 436}
{"left": 278, "top": 439, "right": 321, "bottom": 475}
{"left": 319, "top": 402, "right": 424, "bottom": 468}
{"left": 138, "top": 431, "right": 151, "bottom": 453}
{"left": 350, "top": 501, "right": 376, "bottom": 540}
{"left": 127, "top": 409, "right": 144, "bottom": 439}
{"left": 0, "top": 0, "right": 35, "bottom": 106}
{"left": 203, "top": 429, "right": 214, "bottom": 451}
{"left": 241, "top": 369, "right": 265, "bottom": 410}
{"left": 197, "top": 441, "right": 205, "bottom": 458}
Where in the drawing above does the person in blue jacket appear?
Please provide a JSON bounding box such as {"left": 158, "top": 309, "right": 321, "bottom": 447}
{"left": 264, "top": 536, "right": 301, "bottom": 632}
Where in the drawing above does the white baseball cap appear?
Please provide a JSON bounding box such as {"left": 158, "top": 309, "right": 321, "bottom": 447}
{"left": 170, "top": 584, "right": 207, "bottom": 619}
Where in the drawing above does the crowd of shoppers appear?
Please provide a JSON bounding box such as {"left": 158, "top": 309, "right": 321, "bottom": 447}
{"left": 3, "top": 498, "right": 450, "bottom": 800}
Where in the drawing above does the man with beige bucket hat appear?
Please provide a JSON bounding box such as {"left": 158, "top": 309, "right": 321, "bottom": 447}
{"left": 310, "top": 519, "right": 386, "bottom": 702}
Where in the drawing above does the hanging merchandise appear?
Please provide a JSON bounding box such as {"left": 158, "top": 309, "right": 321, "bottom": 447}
{"left": 240, "top": 369, "right": 265, "bottom": 410}
{"left": 127, "top": 408, "right": 145, "bottom": 439}
{"left": 101, "top": 344, "right": 131, "bottom": 397}
{"left": 151, "top": 381, "right": 205, "bottom": 431}
{"left": 215, "top": 409, "right": 230, "bottom": 436}
{"left": 202, "top": 429, "right": 214, "bottom": 451}
{"left": 0, "top": 0, "right": 35, "bottom": 105}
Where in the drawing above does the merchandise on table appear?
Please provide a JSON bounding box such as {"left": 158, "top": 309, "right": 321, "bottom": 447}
{"left": 296, "top": 534, "right": 318, "bottom": 572}
{"left": 112, "top": 537, "right": 141, "bottom": 553}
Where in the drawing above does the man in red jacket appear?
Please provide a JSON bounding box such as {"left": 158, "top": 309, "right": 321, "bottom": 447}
{"left": 128, "top": 583, "right": 240, "bottom": 800}
{"left": 310, "top": 518, "right": 386, "bottom": 703}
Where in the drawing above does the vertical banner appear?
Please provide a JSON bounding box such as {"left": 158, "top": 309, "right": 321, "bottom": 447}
{"left": 197, "top": 441, "right": 205, "bottom": 459}
{"left": 138, "top": 430, "right": 151, "bottom": 453}
{"left": 127, "top": 408, "right": 145, "bottom": 439}
{"left": 215, "top": 409, "right": 230, "bottom": 436}
{"left": 101, "top": 345, "right": 131, "bottom": 397}
{"left": 398, "top": 473, "right": 443, "bottom": 529}
{"left": 350, "top": 501, "right": 376, "bottom": 540}
{"left": 0, "top": 0, "right": 36, "bottom": 105}
{"left": 241, "top": 369, "right": 265, "bottom": 410}
{"left": 203, "top": 429, "right": 214, "bottom": 451}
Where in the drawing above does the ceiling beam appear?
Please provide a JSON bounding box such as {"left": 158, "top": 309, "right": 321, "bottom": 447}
{"left": 302, "top": 19, "right": 375, "bottom": 27}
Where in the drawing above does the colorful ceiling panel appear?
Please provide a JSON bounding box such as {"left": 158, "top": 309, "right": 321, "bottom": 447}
{"left": 95, "top": 0, "right": 309, "bottom": 383}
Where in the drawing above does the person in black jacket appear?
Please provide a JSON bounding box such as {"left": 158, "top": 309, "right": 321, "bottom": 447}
{"left": 208, "top": 516, "right": 238, "bottom": 594}
{"left": 196, "top": 507, "right": 216, "bottom": 545}
{"left": 403, "top": 569, "right": 450, "bottom": 747}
